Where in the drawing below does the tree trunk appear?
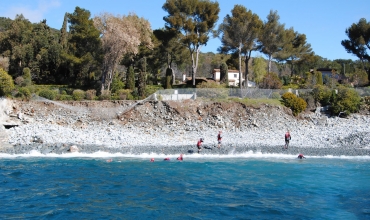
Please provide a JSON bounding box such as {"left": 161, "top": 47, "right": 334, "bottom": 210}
{"left": 268, "top": 54, "right": 272, "bottom": 73}
{"left": 238, "top": 47, "right": 242, "bottom": 89}
{"left": 244, "top": 50, "right": 252, "bottom": 89}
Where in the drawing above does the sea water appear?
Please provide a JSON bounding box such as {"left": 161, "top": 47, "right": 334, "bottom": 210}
{"left": 0, "top": 152, "right": 369, "bottom": 219}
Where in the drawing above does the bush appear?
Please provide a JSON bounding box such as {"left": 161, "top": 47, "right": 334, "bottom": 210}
{"left": 261, "top": 72, "right": 283, "bottom": 89}
{"left": 281, "top": 92, "right": 307, "bottom": 116}
{"left": 16, "top": 87, "right": 32, "bottom": 100}
{"left": 38, "top": 89, "right": 58, "bottom": 100}
{"left": 72, "top": 89, "right": 85, "bottom": 101}
{"left": 99, "top": 90, "right": 111, "bottom": 100}
{"left": 0, "top": 68, "right": 15, "bottom": 96}
{"left": 116, "top": 89, "right": 133, "bottom": 100}
{"left": 58, "top": 94, "right": 73, "bottom": 101}
{"left": 22, "top": 67, "right": 32, "bottom": 86}
{"left": 145, "top": 85, "right": 163, "bottom": 97}
{"left": 311, "top": 85, "right": 331, "bottom": 106}
{"left": 330, "top": 87, "right": 361, "bottom": 117}
{"left": 85, "top": 89, "right": 96, "bottom": 100}
{"left": 15, "top": 76, "right": 24, "bottom": 86}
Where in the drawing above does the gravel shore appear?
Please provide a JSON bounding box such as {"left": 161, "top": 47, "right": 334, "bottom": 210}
{"left": 1, "top": 98, "right": 370, "bottom": 156}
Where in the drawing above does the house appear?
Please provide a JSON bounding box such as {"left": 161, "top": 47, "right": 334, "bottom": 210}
{"left": 212, "top": 69, "right": 256, "bottom": 87}
{"left": 316, "top": 68, "right": 347, "bottom": 84}
{"left": 212, "top": 69, "right": 242, "bottom": 86}
{"left": 316, "top": 68, "right": 337, "bottom": 79}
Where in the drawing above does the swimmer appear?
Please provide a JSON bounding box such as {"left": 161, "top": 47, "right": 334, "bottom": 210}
{"left": 177, "top": 154, "right": 183, "bottom": 161}
{"left": 197, "top": 138, "right": 204, "bottom": 153}
{"left": 150, "top": 158, "right": 155, "bottom": 162}
{"left": 106, "top": 159, "right": 112, "bottom": 163}
{"left": 298, "top": 154, "right": 305, "bottom": 159}
{"left": 164, "top": 157, "right": 170, "bottom": 161}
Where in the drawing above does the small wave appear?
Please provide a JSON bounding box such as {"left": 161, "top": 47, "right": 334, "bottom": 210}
{"left": 0, "top": 150, "right": 369, "bottom": 160}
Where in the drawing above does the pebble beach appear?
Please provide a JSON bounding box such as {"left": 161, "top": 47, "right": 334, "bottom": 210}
{"left": 1, "top": 98, "right": 370, "bottom": 156}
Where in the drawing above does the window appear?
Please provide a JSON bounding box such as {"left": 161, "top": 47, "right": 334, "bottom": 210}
{"left": 234, "top": 74, "right": 237, "bottom": 78}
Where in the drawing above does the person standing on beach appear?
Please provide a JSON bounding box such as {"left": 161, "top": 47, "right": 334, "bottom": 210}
{"left": 285, "top": 131, "right": 291, "bottom": 149}
{"left": 217, "top": 131, "right": 222, "bottom": 148}
{"left": 197, "top": 138, "right": 204, "bottom": 153}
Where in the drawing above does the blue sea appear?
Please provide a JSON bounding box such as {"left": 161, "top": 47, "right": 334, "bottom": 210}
{"left": 1, "top": 152, "right": 370, "bottom": 219}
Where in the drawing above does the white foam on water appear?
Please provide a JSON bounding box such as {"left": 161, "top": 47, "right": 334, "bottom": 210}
{"left": 1, "top": 150, "right": 369, "bottom": 160}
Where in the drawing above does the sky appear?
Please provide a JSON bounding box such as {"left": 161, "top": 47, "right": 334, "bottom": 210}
{"left": 1, "top": 0, "right": 369, "bottom": 61}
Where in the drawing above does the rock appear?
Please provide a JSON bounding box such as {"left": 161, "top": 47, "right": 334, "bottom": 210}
{"left": 69, "top": 145, "right": 79, "bottom": 152}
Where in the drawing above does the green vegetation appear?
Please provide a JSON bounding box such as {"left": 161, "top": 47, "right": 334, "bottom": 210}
{"left": 0, "top": 68, "right": 14, "bottom": 96}
{"left": 281, "top": 92, "right": 307, "bottom": 116}
{"left": 329, "top": 87, "right": 361, "bottom": 116}
{"left": 0, "top": 3, "right": 369, "bottom": 119}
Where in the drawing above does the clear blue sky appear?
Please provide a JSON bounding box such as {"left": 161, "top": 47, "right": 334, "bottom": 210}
{"left": 1, "top": 0, "right": 369, "bottom": 61}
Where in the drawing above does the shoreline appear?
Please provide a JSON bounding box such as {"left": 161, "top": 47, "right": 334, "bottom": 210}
{"left": 1, "top": 99, "right": 370, "bottom": 157}
{"left": 1, "top": 143, "right": 370, "bottom": 157}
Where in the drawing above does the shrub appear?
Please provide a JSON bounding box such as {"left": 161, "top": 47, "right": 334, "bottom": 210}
{"left": 311, "top": 85, "right": 331, "bottom": 106}
{"left": 99, "top": 90, "right": 111, "bottom": 100}
{"left": 261, "top": 72, "right": 282, "bottom": 89}
{"left": 281, "top": 92, "right": 307, "bottom": 116}
{"left": 38, "top": 89, "right": 58, "bottom": 100}
{"left": 15, "top": 76, "right": 24, "bottom": 86}
{"left": 16, "top": 87, "right": 32, "bottom": 100}
{"left": 0, "top": 68, "right": 15, "bottom": 96}
{"left": 145, "top": 85, "right": 163, "bottom": 98}
{"left": 329, "top": 87, "right": 361, "bottom": 117}
{"left": 111, "top": 73, "right": 125, "bottom": 93}
{"left": 116, "top": 89, "right": 133, "bottom": 100}
{"left": 22, "top": 67, "right": 32, "bottom": 86}
{"left": 86, "top": 89, "right": 96, "bottom": 100}
{"left": 72, "top": 89, "right": 85, "bottom": 101}
{"left": 58, "top": 94, "right": 73, "bottom": 101}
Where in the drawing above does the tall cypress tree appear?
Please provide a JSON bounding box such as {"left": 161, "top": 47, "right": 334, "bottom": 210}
{"left": 126, "top": 65, "right": 135, "bottom": 90}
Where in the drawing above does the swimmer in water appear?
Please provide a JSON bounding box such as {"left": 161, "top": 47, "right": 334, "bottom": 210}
{"left": 298, "top": 154, "right": 305, "bottom": 159}
{"left": 177, "top": 154, "right": 183, "bottom": 161}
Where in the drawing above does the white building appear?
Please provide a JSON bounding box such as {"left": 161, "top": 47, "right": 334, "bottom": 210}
{"left": 212, "top": 69, "right": 255, "bottom": 87}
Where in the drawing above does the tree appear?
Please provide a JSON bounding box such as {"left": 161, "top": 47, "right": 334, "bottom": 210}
{"left": 275, "top": 28, "right": 313, "bottom": 76}
{"left": 126, "top": 65, "right": 135, "bottom": 90}
{"left": 138, "top": 64, "right": 146, "bottom": 98}
{"left": 163, "top": 0, "right": 220, "bottom": 86}
{"left": 252, "top": 56, "right": 267, "bottom": 85}
{"left": 94, "top": 12, "right": 137, "bottom": 92}
{"left": 217, "top": 5, "right": 262, "bottom": 88}
{"left": 0, "top": 15, "right": 34, "bottom": 77}
{"left": 341, "top": 18, "right": 370, "bottom": 81}
{"left": 153, "top": 28, "right": 188, "bottom": 87}
{"left": 258, "top": 10, "right": 285, "bottom": 73}
{"left": 62, "top": 7, "right": 102, "bottom": 88}
{"left": 220, "top": 62, "right": 229, "bottom": 85}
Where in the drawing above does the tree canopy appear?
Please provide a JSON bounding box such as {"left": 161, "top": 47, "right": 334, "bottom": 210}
{"left": 217, "top": 5, "right": 262, "bottom": 88}
{"left": 341, "top": 18, "right": 370, "bottom": 80}
{"left": 163, "top": 0, "right": 220, "bottom": 86}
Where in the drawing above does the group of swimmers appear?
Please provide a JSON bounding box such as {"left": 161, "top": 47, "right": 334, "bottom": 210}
{"left": 104, "top": 130, "right": 305, "bottom": 162}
